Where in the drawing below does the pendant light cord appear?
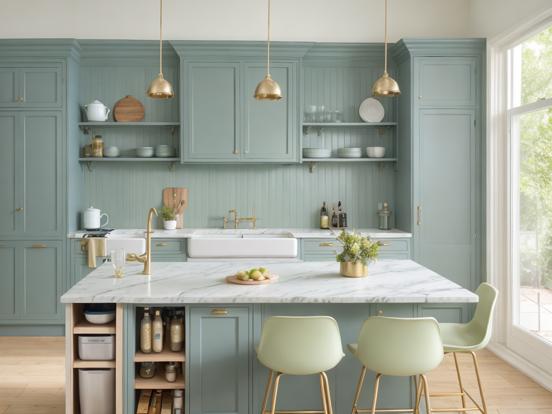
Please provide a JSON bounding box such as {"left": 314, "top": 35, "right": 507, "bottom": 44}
{"left": 383, "top": 0, "right": 388, "bottom": 74}
{"left": 266, "top": 0, "right": 271, "bottom": 76}
{"left": 159, "top": 0, "right": 163, "bottom": 76}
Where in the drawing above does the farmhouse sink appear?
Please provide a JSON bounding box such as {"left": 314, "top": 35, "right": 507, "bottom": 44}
{"left": 105, "top": 232, "right": 146, "bottom": 255}
{"left": 187, "top": 230, "right": 298, "bottom": 258}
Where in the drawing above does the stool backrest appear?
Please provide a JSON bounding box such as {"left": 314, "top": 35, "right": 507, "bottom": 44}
{"left": 257, "top": 316, "right": 344, "bottom": 375}
{"left": 468, "top": 282, "right": 499, "bottom": 348}
{"left": 356, "top": 316, "right": 443, "bottom": 376}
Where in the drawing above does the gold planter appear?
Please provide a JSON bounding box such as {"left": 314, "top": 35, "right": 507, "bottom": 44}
{"left": 340, "top": 262, "right": 367, "bottom": 278}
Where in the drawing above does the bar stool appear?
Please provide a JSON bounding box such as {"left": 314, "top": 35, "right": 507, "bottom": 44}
{"left": 257, "top": 316, "right": 345, "bottom": 414}
{"left": 349, "top": 316, "right": 444, "bottom": 414}
{"left": 432, "top": 283, "right": 498, "bottom": 414}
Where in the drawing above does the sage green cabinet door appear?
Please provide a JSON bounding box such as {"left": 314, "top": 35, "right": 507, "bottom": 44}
{"left": 20, "top": 65, "right": 63, "bottom": 108}
{"left": 20, "top": 241, "right": 63, "bottom": 321}
{"left": 243, "top": 62, "right": 297, "bottom": 162}
{"left": 183, "top": 62, "right": 240, "bottom": 161}
{"left": 415, "top": 57, "right": 477, "bottom": 107}
{"left": 0, "top": 113, "right": 18, "bottom": 237}
{"left": 20, "top": 112, "right": 62, "bottom": 237}
{"left": 414, "top": 109, "right": 478, "bottom": 289}
{"left": 0, "top": 68, "right": 18, "bottom": 105}
{"left": 189, "top": 306, "right": 250, "bottom": 414}
{"left": 0, "top": 244, "right": 17, "bottom": 319}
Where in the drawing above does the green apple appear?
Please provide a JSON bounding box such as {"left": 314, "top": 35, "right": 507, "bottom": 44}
{"left": 251, "top": 270, "right": 263, "bottom": 281}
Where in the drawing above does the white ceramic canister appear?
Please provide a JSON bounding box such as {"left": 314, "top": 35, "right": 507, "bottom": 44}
{"left": 84, "top": 100, "right": 110, "bottom": 122}
{"left": 83, "top": 206, "right": 109, "bottom": 230}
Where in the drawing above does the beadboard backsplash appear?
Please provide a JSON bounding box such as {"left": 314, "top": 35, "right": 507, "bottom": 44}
{"left": 83, "top": 163, "right": 395, "bottom": 229}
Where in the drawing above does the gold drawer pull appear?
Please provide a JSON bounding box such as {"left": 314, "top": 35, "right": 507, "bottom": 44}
{"left": 319, "top": 242, "right": 334, "bottom": 247}
{"left": 380, "top": 242, "right": 390, "bottom": 246}
{"left": 156, "top": 242, "right": 168, "bottom": 247}
{"left": 211, "top": 308, "right": 228, "bottom": 316}
{"left": 31, "top": 243, "right": 47, "bottom": 249}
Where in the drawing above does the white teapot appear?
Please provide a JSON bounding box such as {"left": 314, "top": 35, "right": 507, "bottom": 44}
{"left": 84, "top": 100, "right": 110, "bottom": 122}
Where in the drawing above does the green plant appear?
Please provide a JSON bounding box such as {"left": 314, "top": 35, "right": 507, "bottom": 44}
{"left": 336, "top": 230, "right": 381, "bottom": 265}
{"left": 159, "top": 206, "right": 176, "bottom": 221}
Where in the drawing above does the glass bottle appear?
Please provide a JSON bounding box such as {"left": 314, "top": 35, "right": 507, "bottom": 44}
{"left": 170, "top": 312, "right": 184, "bottom": 352}
{"left": 140, "top": 308, "right": 152, "bottom": 354}
{"left": 152, "top": 309, "right": 164, "bottom": 353}
{"left": 320, "top": 202, "right": 329, "bottom": 229}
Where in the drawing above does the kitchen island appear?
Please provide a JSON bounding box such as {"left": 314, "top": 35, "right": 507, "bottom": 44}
{"left": 62, "top": 260, "right": 477, "bottom": 414}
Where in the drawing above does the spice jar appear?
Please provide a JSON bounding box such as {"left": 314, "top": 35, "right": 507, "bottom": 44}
{"left": 173, "top": 390, "right": 183, "bottom": 411}
{"left": 139, "top": 362, "right": 155, "bottom": 379}
{"left": 91, "top": 135, "right": 104, "bottom": 158}
{"left": 165, "top": 362, "right": 177, "bottom": 382}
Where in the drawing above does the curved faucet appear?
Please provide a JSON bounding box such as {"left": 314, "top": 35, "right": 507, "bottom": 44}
{"left": 127, "top": 207, "right": 158, "bottom": 276}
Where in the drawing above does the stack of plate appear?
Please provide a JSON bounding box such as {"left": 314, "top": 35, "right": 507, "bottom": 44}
{"left": 303, "top": 148, "right": 331, "bottom": 158}
{"left": 136, "top": 146, "right": 154, "bottom": 158}
{"left": 337, "top": 147, "right": 362, "bottom": 158}
{"left": 155, "top": 144, "right": 175, "bottom": 158}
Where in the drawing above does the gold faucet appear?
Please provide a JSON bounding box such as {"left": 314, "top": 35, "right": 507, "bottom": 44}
{"left": 127, "top": 207, "right": 158, "bottom": 275}
{"left": 223, "top": 208, "right": 257, "bottom": 229}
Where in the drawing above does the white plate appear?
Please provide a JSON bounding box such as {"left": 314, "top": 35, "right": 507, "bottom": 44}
{"left": 358, "top": 98, "right": 385, "bottom": 123}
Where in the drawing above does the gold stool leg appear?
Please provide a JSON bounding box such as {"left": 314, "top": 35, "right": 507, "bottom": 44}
{"left": 320, "top": 373, "right": 329, "bottom": 414}
{"left": 270, "top": 373, "right": 283, "bottom": 414}
{"left": 453, "top": 353, "right": 467, "bottom": 411}
{"left": 470, "top": 352, "right": 488, "bottom": 414}
{"left": 351, "top": 367, "right": 367, "bottom": 414}
{"left": 261, "top": 370, "right": 274, "bottom": 414}
{"left": 420, "top": 374, "right": 433, "bottom": 414}
{"left": 370, "top": 373, "right": 382, "bottom": 414}
{"left": 321, "top": 372, "right": 334, "bottom": 414}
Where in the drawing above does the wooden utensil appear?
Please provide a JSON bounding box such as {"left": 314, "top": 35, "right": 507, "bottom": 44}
{"left": 162, "top": 188, "right": 188, "bottom": 229}
{"left": 225, "top": 274, "right": 279, "bottom": 285}
{"left": 113, "top": 95, "right": 145, "bottom": 122}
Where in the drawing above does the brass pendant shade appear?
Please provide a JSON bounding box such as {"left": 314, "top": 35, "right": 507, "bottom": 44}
{"left": 372, "top": 0, "right": 400, "bottom": 97}
{"left": 147, "top": 0, "right": 174, "bottom": 99}
{"left": 254, "top": 0, "right": 282, "bottom": 100}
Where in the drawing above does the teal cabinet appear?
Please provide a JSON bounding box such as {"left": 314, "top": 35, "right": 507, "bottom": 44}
{"left": 301, "top": 238, "right": 411, "bottom": 261}
{"left": 183, "top": 62, "right": 241, "bottom": 161}
{"left": 243, "top": 62, "right": 298, "bottom": 162}
{"left": 0, "top": 240, "right": 63, "bottom": 323}
{"left": 0, "top": 63, "right": 62, "bottom": 108}
{"left": 417, "top": 303, "right": 470, "bottom": 324}
{"left": 151, "top": 239, "right": 187, "bottom": 261}
{"left": 0, "top": 112, "right": 63, "bottom": 239}
{"left": 188, "top": 306, "right": 251, "bottom": 414}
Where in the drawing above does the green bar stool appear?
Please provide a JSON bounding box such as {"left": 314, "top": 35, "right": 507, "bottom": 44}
{"left": 431, "top": 283, "right": 498, "bottom": 414}
{"left": 349, "top": 316, "right": 444, "bottom": 414}
{"left": 257, "top": 316, "right": 345, "bottom": 414}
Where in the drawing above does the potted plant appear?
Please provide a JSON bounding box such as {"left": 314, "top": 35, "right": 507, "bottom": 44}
{"left": 160, "top": 206, "right": 177, "bottom": 230}
{"left": 336, "top": 230, "right": 381, "bottom": 277}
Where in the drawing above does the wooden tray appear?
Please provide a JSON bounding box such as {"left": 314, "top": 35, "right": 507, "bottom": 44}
{"left": 113, "top": 95, "right": 145, "bottom": 122}
{"left": 225, "top": 274, "right": 279, "bottom": 285}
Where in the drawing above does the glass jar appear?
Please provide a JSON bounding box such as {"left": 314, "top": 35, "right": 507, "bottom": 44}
{"left": 91, "top": 135, "right": 104, "bottom": 158}
{"left": 165, "top": 362, "right": 177, "bottom": 382}
{"left": 139, "top": 362, "right": 155, "bottom": 379}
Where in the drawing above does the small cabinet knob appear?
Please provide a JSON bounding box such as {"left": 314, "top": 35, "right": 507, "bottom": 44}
{"left": 233, "top": 149, "right": 239, "bottom": 155}
{"left": 377, "top": 309, "right": 384, "bottom": 316}
{"left": 15, "top": 207, "right": 23, "bottom": 212}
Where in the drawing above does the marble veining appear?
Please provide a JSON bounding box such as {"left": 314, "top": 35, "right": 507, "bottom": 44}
{"left": 61, "top": 260, "right": 477, "bottom": 304}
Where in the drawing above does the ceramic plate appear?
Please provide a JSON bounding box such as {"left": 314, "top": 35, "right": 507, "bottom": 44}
{"left": 358, "top": 98, "right": 385, "bottom": 123}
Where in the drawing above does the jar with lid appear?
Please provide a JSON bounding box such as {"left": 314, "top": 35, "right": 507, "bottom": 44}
{"left": 173, "top": 389, "right": 184, "bottom": 411}
{"left": 165, "top": 362, "right": 177, "bottom": 382}
{"left": 91, "top": 135, "right": 104, "bottom": 158}
{"left": 170, "top": 312, "right": 184, "bottom": 352}
{"left": 139, "top": 362, "right": 155, "bottom": 379}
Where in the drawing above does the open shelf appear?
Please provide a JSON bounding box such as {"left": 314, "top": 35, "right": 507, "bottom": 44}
{"left": 73, "top": 359, "right": 116, "bottom": 369}
{"left": 135, "top": 372, "right": 185, "bottom": 390}
{"left": 135, "top": 348, "right": 185, "bottom": 363}
{"left": 79, "top": 122, "right": 180, "bottom": 127}
{"left": 302, "top": 122, "right": 397, "bottom": 127}
{"left": 73, "top": 319, "right": 116, "bottom": 334}
{"left": 79, "top": 157, "right": 179, "bottom": 162}
{"left": 303, "top": 158, "right": 397, "bottom": 162}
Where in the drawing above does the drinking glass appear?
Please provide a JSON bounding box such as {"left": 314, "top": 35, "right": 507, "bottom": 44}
{"left": 110, "top": 249, "right": 126, "bottom": 278}
{"left": 316, "top": 105, "right": 326, "bottom": 122}
{"left": 304, "top": 105, "right": 317, "bottom": 122}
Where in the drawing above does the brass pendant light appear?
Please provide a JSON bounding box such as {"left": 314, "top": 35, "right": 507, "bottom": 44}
{"left": 254, "top": 0, "right": 282, "bottom": 100}
{"left": 372, "top": 0, "right": 400, "bottom": 97}
{"left": 147, "top": 0, "right": 174, "bottom": 99}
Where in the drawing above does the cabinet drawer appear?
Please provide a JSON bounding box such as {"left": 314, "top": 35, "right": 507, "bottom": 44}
{"left": 374, "top": 238, "right": 411, "bottom": 259}
{"left": 151, "top": 239, "right": 186, "bottom": 261}
{"left": 301, "top": 238, "right": 338, "bottom": 261}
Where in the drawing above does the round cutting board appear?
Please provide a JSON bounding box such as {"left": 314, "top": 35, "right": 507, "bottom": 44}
{"left": 225, "top": 274, "right": 279, "bottom": 285}
{"left": 113, "top": 95, "right": 145, "bottom": 122}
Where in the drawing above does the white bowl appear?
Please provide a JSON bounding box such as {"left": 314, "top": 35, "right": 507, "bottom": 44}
{"left": 366, "top": 146, "right": 386, "bottom": 158}
{"left": 155, "top": 144, "right": 175, "bottom": 158}
{"left": 136, "top": 146, "right": 154, "bottom": 158}
{"left": 303, "top": 148, "right": 331, "bottom": 158}
{"left": 84, "top": 310, "right": 115, "bottom": 325}
{"left": 103, "top": 146, "right": 120, "bottom": 158}
{"left": 337, "top": 147, "right": 362, "bottom": 158}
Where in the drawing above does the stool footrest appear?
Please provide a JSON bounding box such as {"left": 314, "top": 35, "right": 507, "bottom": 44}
{"left": 356, "top": 409, "right": 416, "bottom": 413}
{"left": 263, "top": 411, "right": 326, "bottom": 414}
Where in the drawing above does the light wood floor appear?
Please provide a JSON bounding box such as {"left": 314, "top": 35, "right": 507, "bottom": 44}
{"left": 1, "top": 337, "right": 551, "bottom": 414}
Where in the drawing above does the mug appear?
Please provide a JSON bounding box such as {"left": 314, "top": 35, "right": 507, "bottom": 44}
{"left": 83, "top": 207, "right": 109, "bottom": 230}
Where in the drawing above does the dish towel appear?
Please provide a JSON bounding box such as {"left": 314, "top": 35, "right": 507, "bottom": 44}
{"left": 84, "top": 237, "right": 107, "bottom": 268}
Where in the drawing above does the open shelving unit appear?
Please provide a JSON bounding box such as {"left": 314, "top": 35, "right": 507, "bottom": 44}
{"left": 135, "top": 373, "right": 185, "bottom": 390}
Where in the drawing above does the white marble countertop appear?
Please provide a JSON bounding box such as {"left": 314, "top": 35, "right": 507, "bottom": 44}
{"left": 60, "top": 260, "right": 477, "bottom": 304}
{"left": 67, "top": 228, "right": 412, "bottom": 239}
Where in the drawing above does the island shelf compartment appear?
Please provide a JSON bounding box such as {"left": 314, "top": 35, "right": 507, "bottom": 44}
{"left": 65, "top": 303, "right": 124, "bottom": 414}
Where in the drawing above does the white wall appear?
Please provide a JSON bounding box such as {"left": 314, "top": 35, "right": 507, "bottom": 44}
{"left": 469, "top": 0, "right": 552, "bottom": 38}
{"left": 0, "top": 0, "right": 471, "bottom": 42}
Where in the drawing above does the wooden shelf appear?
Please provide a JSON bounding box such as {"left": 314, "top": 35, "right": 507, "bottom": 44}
{"left": 135, "top": 348, "right": 185, "bottom": 363}
{"left": 74, "top": 359, "right": 116, "bottom": 368}
{"left": 79, "top": 122, "right": 180, "bottom": 127}
{"left": 79, "top": 157, "right": 179, "bottom": 162}
{"left": 303, "top": 158, "right": 397, "bottom": 162}
{"left": 135, "top": 373, "right": 185, "bottom": 390}
{"left": 73, "top": 319, "right": 116, "bottom": 334}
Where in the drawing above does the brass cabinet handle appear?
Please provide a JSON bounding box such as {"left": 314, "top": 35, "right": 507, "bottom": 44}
{"left": 416, "top": 206, "right": 421, "bottom": 226}
{"left": 380, "top": 242, "right": 390, "bottom": 246}
{"left": 15, "top": 207, "right": 23, "bottom": 212}
{"left": 31, "top": 243, "right": 47, "bottom": 249}
{"left": 319, "top": 242, "right": 334, "bottom": 247}
{"left": 211, "top": 308, "right": 228, "bottom": 316}
{"left": 156, "top": 242, "right": 168, "bottom": 247}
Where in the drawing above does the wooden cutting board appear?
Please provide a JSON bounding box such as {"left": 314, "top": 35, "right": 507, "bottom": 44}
{"left": 113, "top": 95, "right": 145, "bottom": 122}
{"left": 162, "top": 187, "right": 188, "bottom": 229}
